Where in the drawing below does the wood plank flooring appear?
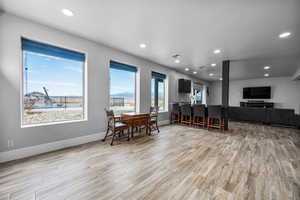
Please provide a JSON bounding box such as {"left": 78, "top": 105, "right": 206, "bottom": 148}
{"left": 0, "top": 122, "right": 300, "bottom": 200}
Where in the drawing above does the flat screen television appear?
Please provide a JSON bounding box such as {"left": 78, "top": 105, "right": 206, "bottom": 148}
{"left": 243, "top": 86, "right": 271, "bottom": 99}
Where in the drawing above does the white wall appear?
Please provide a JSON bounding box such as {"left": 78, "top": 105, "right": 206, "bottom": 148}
{"left": 0, "top": 13, "right": 208, "bottom": 153}
{"left": 208, "top": 81, "right": 222, "bottom": 105}
{"left": 209, "top": 77, "right": 300, "bottom": 114}
{"left": 230, "top": 77, "right": 300, "bottom": 113}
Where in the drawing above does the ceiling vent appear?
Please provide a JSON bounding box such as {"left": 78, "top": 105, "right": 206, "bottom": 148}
{"left": 198, "top": 66, "right": 206, "bottom": 70}
{"left": 172, "top": 54, "right": 180, "bottom": 59}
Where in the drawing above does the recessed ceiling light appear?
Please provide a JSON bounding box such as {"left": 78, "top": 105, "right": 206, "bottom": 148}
{"left": 279, "top": 32, "right": 291, "bottom": 38}
{"left": 172, "top": 54, "right": 181, "bottom": 64}
{"left": 213, "top": 49, "right": 221, "bottom": 54}
{"left": 264, "top": 66, "right": 271, "bottom": 70}
{"left": 193, "top": 71, "right": 197, "bottom": 74}
{"left": 185, "top": 68, "right": 189, "bottom": 71}
{"left": 264, "top": 73, "right": 269, "bottom": 77}
{"left": 209, "top": 73, "right": 214, "bottom": 76}
{"left": 139, "top": 43, "right": 146, "bottom": 48}
{"left": 175, "top": 59, "right": 180, "bottom": 64}
{"left": 219, "top": 78, "right": 223, "bottom": 81}
{"left": 62, "top": 9, "right": 74, "bottom": 17}
{"left": 211, "top": 63, "right": 216, "bottom": 67}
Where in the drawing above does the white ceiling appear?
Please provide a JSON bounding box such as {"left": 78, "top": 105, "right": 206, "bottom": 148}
{"left": 1, "top": 0, "right": 300, "bottom": 81}
{"left": 230, "top": 57, "right": 299, "bottom": 80}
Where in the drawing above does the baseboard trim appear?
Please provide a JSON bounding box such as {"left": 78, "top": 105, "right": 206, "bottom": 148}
{"left": 0, "top": 132, "right": 105, "bottom": 163}
{"left": 158, "top": 120, "right": 170, "bottom": 126}
{"left": 0, "top": 120, "right": 171, "bottom": 163}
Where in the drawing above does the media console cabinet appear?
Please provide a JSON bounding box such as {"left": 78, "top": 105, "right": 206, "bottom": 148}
{"left": 229, "top": 106, "right": 299, "bottom": 128}
{"left": 240, "top": 101, "right": 274, "bottom": 108}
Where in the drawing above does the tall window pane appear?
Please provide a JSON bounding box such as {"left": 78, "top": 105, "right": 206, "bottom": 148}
{"left": 151, "top": 72, "right": 166, "bottom": 111}
{"left": 151, "top": 78, "right": 155, "bottom": 107}
{"left": 110, "top": 62, "right": 136, "bottom": 115}
{"left": 194, "top": 89, "right": 203, "bottom": 104}
{"left": 158, "top": 80, "right": 165, "bottom": 111}
{"left": 22, "top": 39, "right": 85, "bottom": 126}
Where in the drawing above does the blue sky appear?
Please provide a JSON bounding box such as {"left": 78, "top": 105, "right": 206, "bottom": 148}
{"left": 24, "top": 51, "right": 157, "bottom": 98}
{"left": 24, "top": 52, "right": 136, "bottom": 97}
{"left": 110, "top": 68, "right": 135, "bottom": 95}
{"left": 24, "top": 52, "right": 83, "bottom": 96}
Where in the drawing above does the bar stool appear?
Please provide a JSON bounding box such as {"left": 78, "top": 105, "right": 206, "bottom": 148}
{"left": 180, "top": 104, "right": 192, "bottom": 125}
{"left": 193, "top": 104, "right": 206, "bottom": 128}
{"left": 171, "top": 103, "right": 181, "bottom": 123}
{"left": 207, "top": 105, "right": 224, "bottom": 131}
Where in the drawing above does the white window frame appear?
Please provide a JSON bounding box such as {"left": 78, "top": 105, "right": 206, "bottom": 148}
{"left": 151, "top": 72, "right": 168, "bottom": 112}
{"left": 20, "top": 37, "right": 88, "bottom": 128}
{"left": 108, "top": 61, "right": 137, "bottom": 114}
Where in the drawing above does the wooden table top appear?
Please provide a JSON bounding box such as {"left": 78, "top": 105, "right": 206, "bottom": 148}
{"left": 121, "top": 112, "right": 150, "bottom": 117}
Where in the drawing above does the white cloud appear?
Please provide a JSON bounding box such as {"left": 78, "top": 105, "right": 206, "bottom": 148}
{"left": 64, "top": 66, "right": 82, "bottom": 73}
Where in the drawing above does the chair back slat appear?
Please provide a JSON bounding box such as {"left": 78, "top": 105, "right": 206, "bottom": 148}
{"left": 105, "top": 110, "right": 114, "bottom": 117}
{"left": 150, "top": 106, "right": 158, "bottom": 114}
{"left": 105, "top": 109, "right": 115, "bottom": 126}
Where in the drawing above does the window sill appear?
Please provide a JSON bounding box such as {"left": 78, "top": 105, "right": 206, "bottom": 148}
{"left": 21, "top": 119, "right": 88, "bottom": 128}
{"left": 158, "top": 110, "right": 169, "bottom": 114}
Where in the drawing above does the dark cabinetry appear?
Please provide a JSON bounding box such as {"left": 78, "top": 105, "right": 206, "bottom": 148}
{"left": 229, "top": 107, "right": 299, "bottom": 128}
{"left": 240, "top": 101, "right": 274, "bottom": 108}
{"left": 178, "top": 79, "right": 191, "bottom": 93}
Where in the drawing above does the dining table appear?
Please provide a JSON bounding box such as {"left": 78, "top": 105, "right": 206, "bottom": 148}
{"left": 120, "top": 112, "right": 151, "bottom": 138}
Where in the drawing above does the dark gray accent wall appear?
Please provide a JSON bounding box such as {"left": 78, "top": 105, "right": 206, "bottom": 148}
{"left": 222, "top": 60, "right": 230, "bottom": 130}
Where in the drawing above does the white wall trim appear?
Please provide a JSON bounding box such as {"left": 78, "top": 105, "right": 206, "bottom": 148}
{"left": 0, "top": 121, "right": 171, "bottom": 163}
{"left": 0, "top": 132, "right": 105, "bottom": 163}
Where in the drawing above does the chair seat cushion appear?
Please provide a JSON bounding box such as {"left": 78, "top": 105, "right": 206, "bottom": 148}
{"left": 115, "top": 122, "right": 127, "bottom": 128}
{"left": 150, "top": 119, "right": 157, "bottom": 123}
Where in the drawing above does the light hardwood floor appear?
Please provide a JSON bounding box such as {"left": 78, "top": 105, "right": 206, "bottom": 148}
{"left": 0, "top": 122, "right": 300, "bottom": 200}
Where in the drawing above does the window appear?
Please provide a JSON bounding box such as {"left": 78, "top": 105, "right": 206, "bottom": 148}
{"left": 193, "top": 88, "right": 203, "bottom": 103}
{"left": 192, "top": 83, "right": 204, "bottom": 104}
{"left": 151, "top": 71, "right": 166, "bottom": 111}
{"left": 110, "top": 61, "right": 137, "bottom": 115}
{"left": 21, "top": 38, "right": 86, "bottom": 126}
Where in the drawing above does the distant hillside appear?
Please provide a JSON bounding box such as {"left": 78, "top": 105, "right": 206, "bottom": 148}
{"left": 111, "top": 92, "right": 134, "bottom": 99}
{"left": 50, "top": 96, "right": 82, "bottom": 98}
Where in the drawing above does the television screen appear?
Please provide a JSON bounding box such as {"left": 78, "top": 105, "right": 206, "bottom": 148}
{"left": 243, "top": 87, "right": 271, "bottom": 99}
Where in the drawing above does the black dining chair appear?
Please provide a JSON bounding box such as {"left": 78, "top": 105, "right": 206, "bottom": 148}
{"left": 193, "top": 104, "right": 206, "bottom": 127}
{"left": 180, "top": 104, "right": 192, "bottom": 125}
{"left": 207, "top": 105, "right": 224, "bottom": 131}
{"left": 171, "top": 103, "right": 181, "bottom": 124}
{"left": 103, "top": 109, "right": 130, "bottom": 145}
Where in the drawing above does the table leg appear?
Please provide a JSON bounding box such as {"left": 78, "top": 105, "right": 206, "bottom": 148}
{"left": 131, "top": 125, "right": 134, "bottom": 139}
